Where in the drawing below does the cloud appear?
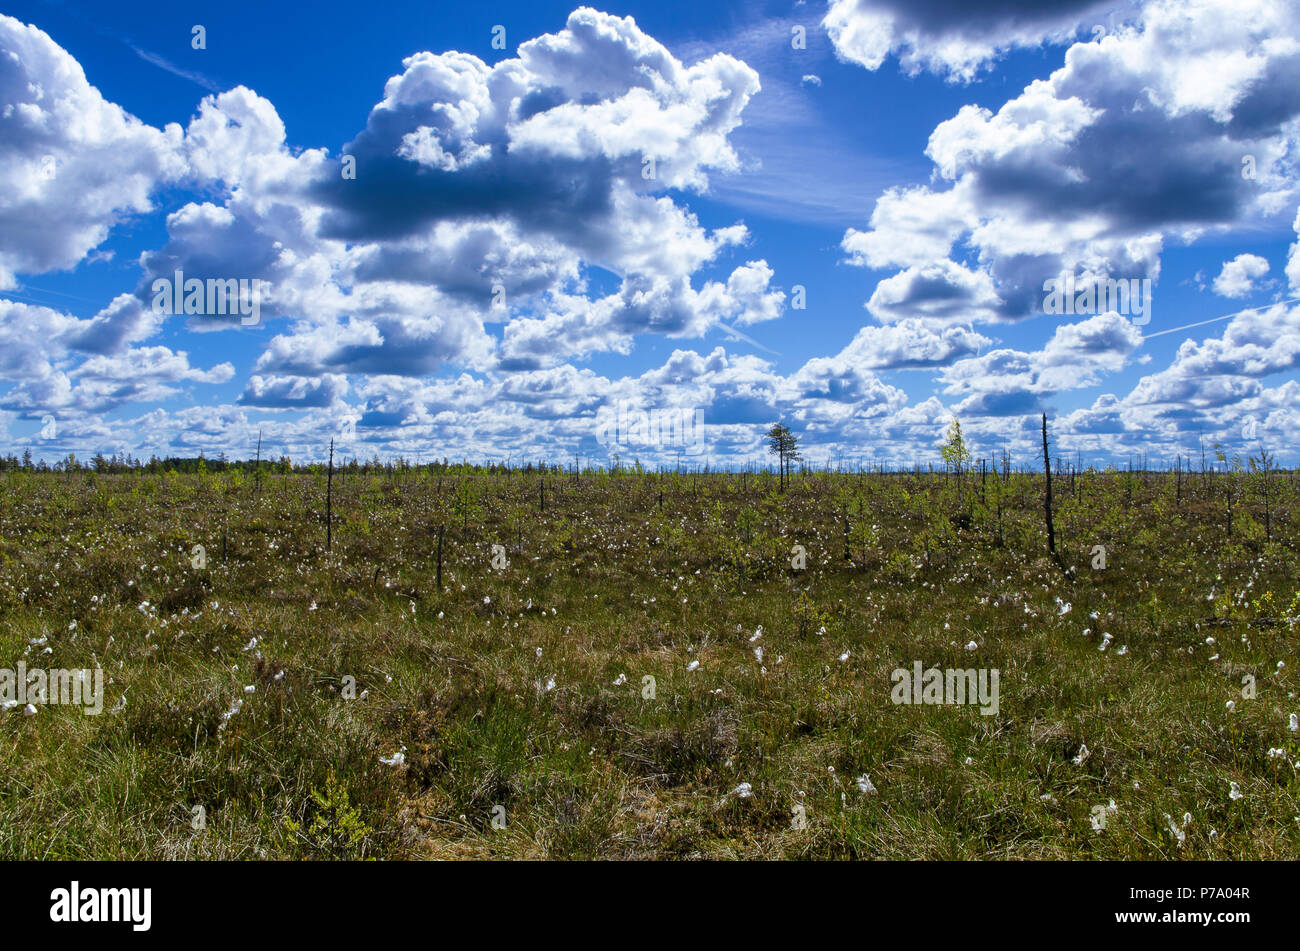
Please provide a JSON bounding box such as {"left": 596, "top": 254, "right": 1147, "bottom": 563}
{"left": 940, "top": 312, "right": 1142, "bottom": 416}
{"left": 0, "top": 296, "right": 231, "bottom": 419}
{"left": 868, "top": 260, "right": 1002, "bottom": 325}
{"left": 238, "top": 374, "right": 349, "bottom": 409}
{"left": 1213, "top": 253, "right": 1271, "bottom": 298}
{"left": 315, "top": 8, "right": 756, "bottom": 254}
{"left": 0, "top": 15, "right": 185, "bottom": 287}
{"left": 823, "top": 319, "right": 993, "bottom": 370}
{"left": 822, "top": 0, "right": 1135, "bottom": 82}
{"left": 1287, "top": 205, "right": 1300, "bottom": 292}
{"left": 60, "top": 294, "right": 163, "bottom": 355}
{"left": 842, "top": 186, "right": 970, "bottom": 271}
{"left": 1125, "top": 299, "right": 1300, "bottom": 409}
{"left": 128, "top": 9, "right": 782, "bottom": 376}
{"left": 842, "top": 0, "right": 1300, "bottom": 326}
{"left": 4, "top": 5, "right": 1300, "bottom": 469}
{"left": 1, "top": 341, "right": 233, "bottom": 417}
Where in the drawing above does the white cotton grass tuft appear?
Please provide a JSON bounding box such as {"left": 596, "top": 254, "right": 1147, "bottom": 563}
{"left": 856, "top": 774, "right": 877, "bottom": 795}
{"left": 1229, "top": 781, "right": 1244, "bottom": 801}
{"left": 1290, "top": 713, "right": 1298, "bottom": 733}
{"left": 964, "top": 640, "right": 978, "bottom": 652}
{"left": 686, "top": 660, "right": 700, "bottom": 672}
{"left": 218, "top": 698, "right": 242, "bottom": 729}
{"left": 1072, "top": 743, "right": 1090, "bottom": 765}
{"left": 732, "top": 782, "right": 753, "bottom": 799}
{"left": 612, "top": 673, "right": 627, "bottom": 686}
{"left": 379, "top": 747, "right": 406, "bottom": 767}
{"left": 1164, "top": 812, "right": 1189, "bottom": 846}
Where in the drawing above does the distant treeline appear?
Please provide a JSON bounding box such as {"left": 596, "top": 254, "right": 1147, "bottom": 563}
{"left": 0, "top": 449, "right": 575, "bottom": 476}
{"left": 0, "top": 448, "right": 1290, "bottom": 478}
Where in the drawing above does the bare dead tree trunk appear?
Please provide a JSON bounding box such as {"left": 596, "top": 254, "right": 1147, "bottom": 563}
{"left": 326, "top": 438, "right": 334, "bottom": 552}
{"left": 1263, "top": 453, "right": 1272, "bottom": 543}
{"left": 843, "top": 507, "right": 851, "bottom": 563}
{"left": 1041, "top": 413, "right": 1056, "bottom": 556}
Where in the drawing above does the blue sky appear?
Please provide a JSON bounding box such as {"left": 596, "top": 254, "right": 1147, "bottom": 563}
{"left": 2, "top": 0, "right": 1298, "bottom": 467}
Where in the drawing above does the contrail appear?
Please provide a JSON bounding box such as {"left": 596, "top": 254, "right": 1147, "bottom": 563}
{"left": 128, "top": 44, "right": 222, "bottom": 92}
{"left": 716, "top": 320, "right": 781, "bottom": 356}
{"left": 1140, "top": 296, "right": 1300, "bottom": 339}
{"left": 11, "top": 283, "right": 113, "bottom": 307}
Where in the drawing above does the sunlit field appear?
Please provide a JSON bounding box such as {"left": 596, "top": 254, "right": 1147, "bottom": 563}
{"left": 1, "top": 461, "right": 1297, "bottom": 859}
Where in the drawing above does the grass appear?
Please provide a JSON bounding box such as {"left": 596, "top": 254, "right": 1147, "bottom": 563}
{"left": 0, "top": 463, "right": 1297, "bottom": 859}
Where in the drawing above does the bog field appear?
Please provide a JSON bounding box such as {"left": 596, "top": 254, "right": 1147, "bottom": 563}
{"left": 0, "top": 461, "right": 1297, "bottom": 859}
